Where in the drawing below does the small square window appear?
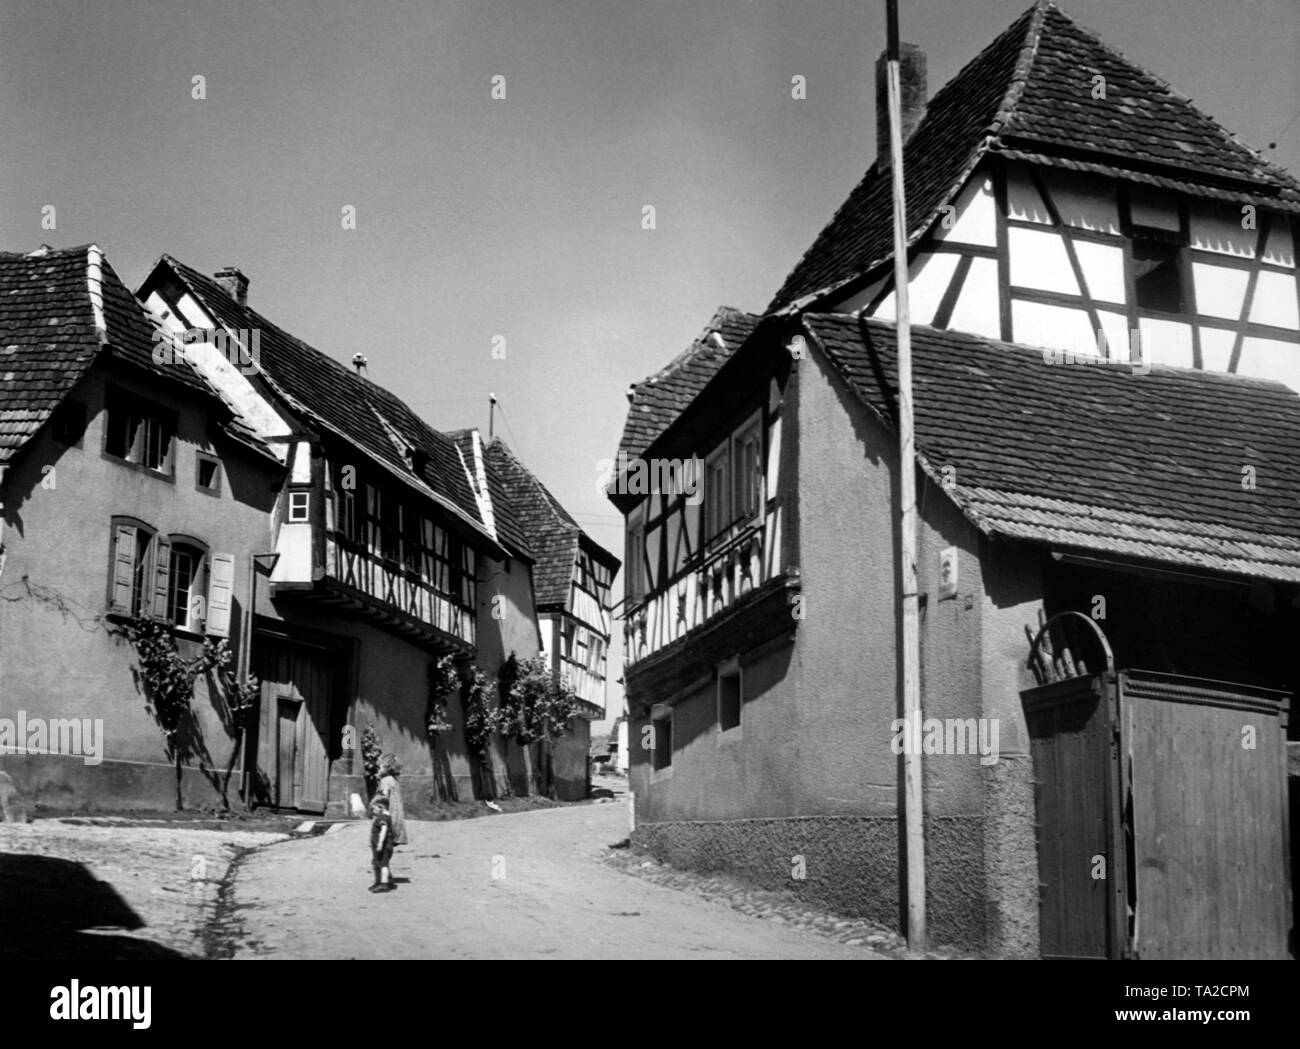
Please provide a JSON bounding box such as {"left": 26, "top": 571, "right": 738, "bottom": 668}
{"left": 196, "top": 453, "right": 221, "bottom": 494}
{"left": 652, "top": 715, "right": 672, "bottom": 771}
{"left": 288, "top": 490, "right": 310, "bottom": 522}
{"left": 718, "top": 664, "right": 742, "bottom": 732}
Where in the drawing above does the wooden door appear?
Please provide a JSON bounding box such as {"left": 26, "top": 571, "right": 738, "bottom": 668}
{"left": 276, "top": 697, "right": 301, "bottom": 808}
{"left": 1022, "top": 672, "right": 1128, "bottom": 959}
{"left": 256, "top": 637, "right": 338, "bottom": 814}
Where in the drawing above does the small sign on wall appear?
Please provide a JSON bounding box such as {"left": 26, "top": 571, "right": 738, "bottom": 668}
{"left": 939, "top": 546, "right": 958, "bottom": 599}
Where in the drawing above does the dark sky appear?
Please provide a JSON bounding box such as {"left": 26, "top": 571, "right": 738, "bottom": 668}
{"left": 3, "top": 0, "right": 1297, "bottom": 723}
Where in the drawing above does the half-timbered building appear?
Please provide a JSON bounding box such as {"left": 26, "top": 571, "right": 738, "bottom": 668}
{"left": 480, "top": 434, "right": 619, "bottom": 799}
{"left": 611, "top": 1, "right": 1299, "bottom": 957}
{"left": 137, "top": 255, "right": 546, "bottom": 810}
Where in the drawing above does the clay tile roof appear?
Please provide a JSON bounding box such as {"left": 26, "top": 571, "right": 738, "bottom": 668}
{"left": 446, "top": 428, "right": 533, "bottom": 559}
{"left": 161, "top": 255, "right": 491, "bottom": 541}
{"left": 803, "top": 313, "right": 1300, "bottom": 582}
{"left": 0, "top": 245, "right": 217, "bottom": 465}
{"left": 483, "top": 436, "right": 617, "bottom": 609}
{"left": 617, "top": 305, "right": 760, "bottom": 462}
{"left": 770, "top": 0, "right": 1300, "bottom": 313}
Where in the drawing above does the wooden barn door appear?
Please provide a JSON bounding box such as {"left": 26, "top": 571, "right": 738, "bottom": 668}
{"left": 1121, "top": 672, "right": 1291, "bottom": 959}
{"left": 257, "top": 637, "right": 337, "bottom": 814}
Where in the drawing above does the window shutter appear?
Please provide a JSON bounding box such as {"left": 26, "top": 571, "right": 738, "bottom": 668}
{"left": 151, "top": 535, "right": 172, "bottom": 620}
{"left": 207, "top": 552, "right": 235, "bottom": 638}
{"left": 110, "top": 524, "right": 137, "bottom": 613}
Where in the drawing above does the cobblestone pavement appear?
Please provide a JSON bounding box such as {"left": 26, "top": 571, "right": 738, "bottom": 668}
{"left": 223, "top": 799, "right": 890, "bottom": 959}
{"left": 0, "top": 819, "right": 288, "bottom": 959}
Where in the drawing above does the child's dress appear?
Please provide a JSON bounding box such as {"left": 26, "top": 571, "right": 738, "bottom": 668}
{"left": 378, "top": 774, "right": 409, "bottom": 845}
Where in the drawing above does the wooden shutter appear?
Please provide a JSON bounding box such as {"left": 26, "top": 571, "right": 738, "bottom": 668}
{"left": 151, "top": 535, "right": 172, "bottom": 621}
{"left": 207, "top": 553, "right": 235, "bottom": 638}
{"left": 109, "top": 523, "right": 137, "bottom": 614}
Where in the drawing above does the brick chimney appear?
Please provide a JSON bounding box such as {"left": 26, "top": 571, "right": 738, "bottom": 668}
{"left": 876, "top": 43, "right": 927, "bottom": 166}
{"left": 214, "top": 266, "right": 249, "bottom": 308}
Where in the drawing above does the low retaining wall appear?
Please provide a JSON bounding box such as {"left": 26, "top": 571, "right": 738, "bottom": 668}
{"left": 633, "top": 811, "right": 997, "bottom": 953}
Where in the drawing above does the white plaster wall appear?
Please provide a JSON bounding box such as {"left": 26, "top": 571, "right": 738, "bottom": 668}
{"left": 1010, "top": 227, "right": 1079, "bottom": 295}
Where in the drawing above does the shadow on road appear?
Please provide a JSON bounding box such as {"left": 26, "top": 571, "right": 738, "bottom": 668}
{"left": 0, "top": 854, "right": 188, "bottom": 960}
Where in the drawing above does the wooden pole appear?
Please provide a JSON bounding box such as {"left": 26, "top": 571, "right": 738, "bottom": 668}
{"left": 886, "top": 0, "right": 926, "bottom": 949}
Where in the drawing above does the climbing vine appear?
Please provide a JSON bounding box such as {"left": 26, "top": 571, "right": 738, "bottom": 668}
{"left": 360, "top": 724, "right": 386, "bottom": 798}
{"left": 425, "top": 654, "right": 458, "bottom": 739}
{"left": 120, "top": 616, "right": 256, "bottom": 811}
{"left": 500, "top": 653, "right": 580, "bottom": 798}
{"left": 461, "top": 667, "right": 502, "bottom": 799}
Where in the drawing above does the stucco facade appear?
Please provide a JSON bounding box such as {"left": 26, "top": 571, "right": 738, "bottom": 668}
{"left": 0, "top": 357, "right": 279, "bottom": 810}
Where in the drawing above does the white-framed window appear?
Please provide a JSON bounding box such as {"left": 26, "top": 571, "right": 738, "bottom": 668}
{"left": 732, "top": 412, "right": 763, "bottom": 524}
{"left": 717, "top": 658, "right": 742, "bottom": 733}
{"left": 168, "top": 540, "right": 208, "bottom": 631}
{"left": 288, "top": 489, "right": 310, "bottom": 523}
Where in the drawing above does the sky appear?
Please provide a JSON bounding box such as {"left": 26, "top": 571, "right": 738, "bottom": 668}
{"left": 3, "top": 0, "right": 1298, "bottom": 729}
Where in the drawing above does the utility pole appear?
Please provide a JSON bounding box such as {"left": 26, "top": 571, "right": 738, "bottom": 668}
{"left": 885, "top": 0, "right": 926, "bottom": 950}
{"left": 489, "top": 392, "right": 497, "bottom": 440}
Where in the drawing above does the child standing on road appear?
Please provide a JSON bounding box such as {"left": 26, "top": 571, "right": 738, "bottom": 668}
{"left": 369, "top": 794, "right": 394, "bottom": 893}
{"left": 377, "top": 754, "right": 408, "bottom": 847}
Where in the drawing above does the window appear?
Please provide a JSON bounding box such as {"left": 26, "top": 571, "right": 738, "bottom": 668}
{"left": 108, "top": 520, "right": 234, "bottom": 637}
{"left": 652, "top": 714, "right": 672, "bottom": 771}
{"left": 51, "top": 400, "right": 87, "bottom": 446}
{"left": 704, "top": 444, "right": 730, "bottom": 542}
{"left": 402, "top": 505, "right": 423, "bottom": 575}
{"left": 379, "top": 491, "right": 400, "bottom": 562}
{"left": 1132, "top": 229, "right": 1184, "bottom": 313}
{"left": 626, "top": 508, "right": 645, "bottom": 602}
{"left": 196, "top": 452, "right": 221, "bottom": 494}
{"left": 587, "top": 635, "right": 605, "bottom": 674}
{"left": 421, "top": 518, "right": 439, "bottom": 584}
{"left": 105, "top": 391, "right": 174, "bottom": 474}
{"left": 288, "top": 489, "right": 310, "bottom": 523}
{"left": 732, "top": 417, "right": 763, "bottom": 523}
{"left": 718, "top": 661, "right": 742, "bottom": 732}
{"left": 364, "top": 484, "right": 380, "bottom": 554}
{"left": 108, "top": 520, "right": 156, "bottom": 618}
{"left": 338, "top": 487, "right": 357, "bottom": 542}
{"left": 168, "top": 542, "right": 208, "bottom": 631}
{"left": 459, "top": 540, "right": 476, "bottom": 609}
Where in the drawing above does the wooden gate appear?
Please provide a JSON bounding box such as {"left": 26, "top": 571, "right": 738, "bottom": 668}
{"left": 256, "top": 637, "right": 339, "bottom": 814}
{"left": 1022, "top": 614, "right": 1291, "bottom": 959}
{"left": 1123, "top": 673, "right": 1291, "bottom": 959}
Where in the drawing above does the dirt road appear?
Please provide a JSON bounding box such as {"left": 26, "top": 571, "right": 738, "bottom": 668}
{"left": 225, "top": 800, "right": 885, "bottom": 960}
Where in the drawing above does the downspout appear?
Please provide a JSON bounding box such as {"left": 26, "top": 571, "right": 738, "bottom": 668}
{"left": 886, "top": 0, "right": 926, "bottom": 949}
{"left": 239, "top": 555, "right": 258, "bottom": 807}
